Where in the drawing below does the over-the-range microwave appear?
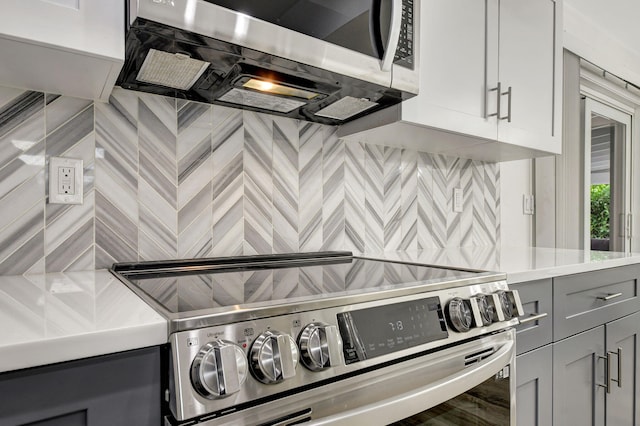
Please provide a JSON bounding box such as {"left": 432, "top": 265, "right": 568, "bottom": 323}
{"left": 120, "top": 0, "right": 419, "bottom": 125}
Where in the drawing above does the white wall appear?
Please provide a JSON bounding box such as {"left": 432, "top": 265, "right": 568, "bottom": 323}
{"left": 564, "top": 0, "right": 640, "bottom": 87}
{"left": 500, "top": 159, "right": 534, "bottom": 247}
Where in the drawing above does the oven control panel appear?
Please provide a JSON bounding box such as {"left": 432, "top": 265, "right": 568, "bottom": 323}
{"left": 446, "top": 290, "right": 524, "bottom": 332}
{"left": 168, "top": 281, "right": 523, "bottom": 422}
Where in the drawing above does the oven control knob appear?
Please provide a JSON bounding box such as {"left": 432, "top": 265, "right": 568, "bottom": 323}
{"left": 250, "top": 330, "right": 299, "bottom": 384}
{"left": 190, "top": 340, "right": 248, "bottom": 399}
{"left": 496, "top": 290, "right": 525, "bottom": 319}
{"left": 472, "top": 294, "right": 496, "bottom": 326}
{"left": 298, "top": 322, "right": 345, "bottom": 371}
{"left": 446, "top": 297, "right": 473, "bottom": 332}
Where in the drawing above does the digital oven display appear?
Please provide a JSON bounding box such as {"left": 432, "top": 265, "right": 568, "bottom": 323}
{"left": 337, "top": 297, "right": 449, "bottom": 364}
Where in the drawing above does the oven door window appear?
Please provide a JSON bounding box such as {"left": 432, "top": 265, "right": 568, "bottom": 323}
{"left": 389, "top": 370, "right": 511, "bottom": 426}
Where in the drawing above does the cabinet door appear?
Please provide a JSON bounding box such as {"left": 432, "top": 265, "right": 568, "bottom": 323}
{"left": 497, "top": 0, "right": 561, "bottom": 153}
{"left": 606, "top": 312, "right": 640, "bottom": 426}
{"left": 401, "top": 0, "right": 497, "bottom": 141}
{"left": 0, "top": 347, "right": 161, "bottom": 426}
{"left": 516, "top": 345, "right": 552, "bottom": 426}
{"left": 553, "top": 326, "right": 605, "bottom": 426}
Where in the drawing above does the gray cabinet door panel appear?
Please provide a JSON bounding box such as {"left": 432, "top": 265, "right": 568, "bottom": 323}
{"left": 0, "top": 347, "right": 161, "bottom": 426}
{"left": 554, "top": 264, "right": 640, "bottom": 340}
{"left": 516, "top": 344, "right": 552, "bottom": 426}
{"left": 553, "top": 326, "right": 605, "bottom": 426}
{"left": 606, "top": 311, "right": 640, "bottom": 426}
{"left": 511, "top": 279, "right": 553, "bottom": 355}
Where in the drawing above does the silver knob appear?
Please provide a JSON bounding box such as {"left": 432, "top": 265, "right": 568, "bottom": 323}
{"left": 497, "top": 290, "right": 525, "bottom": 319}
{"left": 250, "top": 330, "right": 299, "bottom": 384}
{"left": 298, "top": 322, "right": 344, "bottom": 371}
{"left": 472, "top": 294, "right": 495, "bottom": 326}
{"left": 446, "top": 297, "right": 473, "bottom": 332}
{"left": 190, "top": 340, "right": 247, "bottom": 399}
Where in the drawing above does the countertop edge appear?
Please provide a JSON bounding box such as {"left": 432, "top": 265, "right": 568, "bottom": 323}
{"left": 0, "top": 320, "right": 167, "bottom": 374}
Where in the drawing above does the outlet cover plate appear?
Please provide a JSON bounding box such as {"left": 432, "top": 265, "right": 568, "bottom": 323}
{"left": 49, "top": 157, "right": 83, "bottom": 204}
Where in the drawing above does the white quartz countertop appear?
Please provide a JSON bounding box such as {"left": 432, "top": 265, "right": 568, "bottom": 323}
{"left": 364, "top": 246, "right": 640, "bottom": 283}
{"left": 3, "top": 247, "right": 640, "bottom": 373}
{"left": 0, "top": 270, "right": 167, "bottom": 373}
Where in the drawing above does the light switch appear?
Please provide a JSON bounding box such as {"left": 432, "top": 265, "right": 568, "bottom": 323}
{"left": 523, "top": 194, "right": 534, "bottom": 215}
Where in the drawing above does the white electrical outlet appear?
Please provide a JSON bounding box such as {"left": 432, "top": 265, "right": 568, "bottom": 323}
{"left": 49, "top": 157, "right": 83, "bottom": 204}
{"left": 453, "top": 188, "right": 463, "bottom": 213}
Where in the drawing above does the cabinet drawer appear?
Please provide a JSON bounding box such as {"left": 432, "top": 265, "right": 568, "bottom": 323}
{"left": 554, "top": 265, "right": 640, "bottom": 341}
{"left": 511, "top": 279, "right": 552, "bottom": 355}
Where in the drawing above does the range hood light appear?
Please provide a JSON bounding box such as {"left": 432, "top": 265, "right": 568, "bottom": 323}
{"left": 242, "top": 78, "right": 320, "bottom": 100}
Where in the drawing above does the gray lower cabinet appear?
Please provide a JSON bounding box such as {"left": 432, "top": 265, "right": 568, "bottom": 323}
{"left": 553, "top": 326, "right": 606, "bottom": 426}
{"left": 606, "top": 311, "right": 640, "bottom": 426}
{"left": 552, "top": 311, "right": 640, "bottom": 426}
{"left": 0, "top": 346, "right": 161, "bottom": 426}
{"left": 515, "top": 264, "right": 640, "bottom": 425}
{"left": 516, "top": 344, "right": 552, "bottom": 426}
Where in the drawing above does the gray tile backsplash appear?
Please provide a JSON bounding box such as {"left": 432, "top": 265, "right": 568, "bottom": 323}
{"left": 0, "top": 86, "right": 500, "bottom": 274}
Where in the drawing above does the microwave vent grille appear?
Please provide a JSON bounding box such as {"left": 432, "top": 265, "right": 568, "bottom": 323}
{"left": 136, "top": 49, "right": 210, "bottom": 91}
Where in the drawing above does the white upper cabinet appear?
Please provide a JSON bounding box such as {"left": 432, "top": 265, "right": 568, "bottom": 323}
{"left": 497, "top": 0, "right": 561, "bottom": 154}
{"left": 339, "top": 0, "right": 562, "bottom": 162}
{"left": 0, "top": 0, "right": 124, "bottom": 101}
{"left": 402, "top": 0, "right": 498, "bottom": 142}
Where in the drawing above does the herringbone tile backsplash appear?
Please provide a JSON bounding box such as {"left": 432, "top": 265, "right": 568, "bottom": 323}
{"left": 0, "top": 86, "right": 500, "bottom": 274}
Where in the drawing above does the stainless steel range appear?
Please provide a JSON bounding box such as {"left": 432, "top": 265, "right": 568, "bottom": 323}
{"left": 111, "top": 251, "right": 524, "bottom": 425}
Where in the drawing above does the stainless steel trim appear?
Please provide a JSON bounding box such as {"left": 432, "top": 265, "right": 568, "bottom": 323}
{"left": 380, "top": 0, "right": 403, "bottom": 72}
{"left": 268, "top": 409, "right": 313, "bottom": 426}
{"left": 518, "top": 312, "right": 548, "bottom": 325}
{"left": 133, "top": 0, "right": 419, "bottom": 92}
{"left": 190, "top": 330, "right": 515, "bottom": 425}
{"left": 597, "top": 292, "right": 623, "bottom": 301}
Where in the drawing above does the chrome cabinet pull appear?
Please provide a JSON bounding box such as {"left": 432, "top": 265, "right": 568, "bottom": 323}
{"left": 488, "top": 82, "right": 502, "bottom": 119}
{"left": 597, "top": 292, "right": 623, "bottom": 301}
{"left": 608, "top": 347, "right": 622, "bottom": 388}
{"left": 597, "top": 353, "right": 611, "bottom": 393}
{"left": 488, "top": 83, "right": 512, "bottom": 122}
{"left": 518, "top": 312, "right": 548, "bottom": 325}
{"left": 502, "top": 86, "right": 512, "bottom": 122}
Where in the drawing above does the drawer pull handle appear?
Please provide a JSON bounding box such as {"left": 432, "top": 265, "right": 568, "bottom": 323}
{"left": 597, "top": 292, "right": 623, "bottom": 301}
{"left": 518, "top": 312, "right": 548, "bottom": 325}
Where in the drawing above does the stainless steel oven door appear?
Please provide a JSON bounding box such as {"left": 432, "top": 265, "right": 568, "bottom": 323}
{"left": 182, "top": 329, "right": 515, "bottom": 426}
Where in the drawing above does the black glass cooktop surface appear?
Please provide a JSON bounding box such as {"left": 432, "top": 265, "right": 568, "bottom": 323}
{"left": 112, "top": 252, "right": 480, "bottom": 315}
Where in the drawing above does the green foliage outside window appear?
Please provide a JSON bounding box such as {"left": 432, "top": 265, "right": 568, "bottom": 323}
{"left": 590, "top": 184, "right": 610, "bottom": 239}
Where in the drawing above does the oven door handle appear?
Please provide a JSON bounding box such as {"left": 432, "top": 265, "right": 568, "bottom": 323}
{"left": 307, "top": 340, "right": 514, "bottom": 425}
